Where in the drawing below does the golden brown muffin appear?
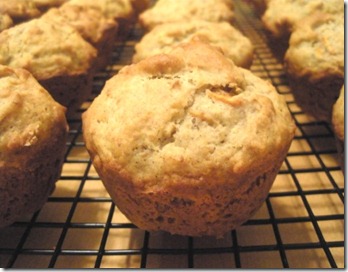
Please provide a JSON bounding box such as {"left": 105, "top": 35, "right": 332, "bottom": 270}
{"left": 41, "top": 5, "right": 118, "bottom": 71}
{"left": 284, "top": 13, "right": 344, "bottom": 121}
{"left": 0, "top": 18, "right": 97, "bottom": 117}
{"left": 0, "top": 13, "right": 13, "bottom": 32}
{"left": 133, "top": 20, "right": 254, "bottom": 68}
{"left": 0, "top": 0, "right": 41, "bottom": 23}
{"left": 83, "top": 40, "right": 296, "bottom": 237}
{"left": 0, "top": 65, "right": 68, "bottom": 228}
{"left": 139, "top": 0, "right": 234, "bottom": 32}
{"left": 64, "top": 0, "right": 136, "bottom": 39}
{"left": 331, "top": 86, "right": 345, "bottom": 171}
{"left": 262, "top": 0, "right": 343, "bottom": 39}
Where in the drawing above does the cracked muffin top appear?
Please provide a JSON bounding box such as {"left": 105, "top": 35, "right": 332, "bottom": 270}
{"left": 0, "top": 64, "right": 67, "bottom": 163}
{"left": 139, "top": 0, "right": 234, "bottom": 31}
{"left": 83, "top": 40, "right": 295, "bottom": 189}
{"left": 0, "top": 18, "right": 97, "bottom": 80}
{"left": 133, "top": 20, "right": 253, "bottom": 68}
{"left": 285, "top": 13, "right": 344, "bottom": 82}
{"left": 65, "top": 0, "right": 135, "bottom": 22}
{"left": 0, "top": 0, "right": 41, "bottom": 22}
{"left": 41, "top": 5, "right": 118, "bottom": 46}
{"left": 262, "top": 0, "right": 343, "bottom": 38}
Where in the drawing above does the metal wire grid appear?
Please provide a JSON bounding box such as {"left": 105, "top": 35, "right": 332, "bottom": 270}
{"left": 0, "top": 0, "right": 344, "bottom": 268}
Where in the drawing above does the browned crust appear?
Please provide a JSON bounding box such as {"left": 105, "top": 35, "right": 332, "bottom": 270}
{"left": 82, "top": 40, "right": 296, "bottom": 237}
{"left": 95, "top": 158, "right": 285, "bottom": 237}
{"left": 0, "top": 65, "right": 68, "bottom": 228}
{"left": 286, "top": 71, "right": 343, "bottom": 122}
{"left": 0, "top": 123, "right": 67, "bottom": 228}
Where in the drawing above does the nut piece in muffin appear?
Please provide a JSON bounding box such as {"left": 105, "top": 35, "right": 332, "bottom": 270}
{"left": 0, "top": 65, "right": 68, "bottom": 228}
{"left": 331, "top": 86, "right": 345, "bottom": 171}
{"left": 284, "top": 13, "right": 344, "bottom": 122}
{"left": 0, "top": 18, "right": 97, "bottom": 117}
{"left": 262, "top": 0, "right": 343, "bottom": 39}
{"left": 82, "top": 40, "right": 296, "bottom": 237}
{"left": 133, "top": 20, "right": 254, "bottom": 68}
{"left": 139, "top": 0, "right": 234, "bottom": 32}
{"left": 41, "top": 5, "right": 118, "bottom": 71}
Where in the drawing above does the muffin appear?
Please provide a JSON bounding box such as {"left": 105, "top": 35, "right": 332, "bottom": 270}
{"left": 331, "top": 86, "right": 344, "bottom": 171}
{"left": 139, "top": 0, "right": 234, "bottom": 32}
{"left": 262, "top": 0, "right": 343, "bottom": 39}
{"left": 0, "top": 13, "right": 13, "bottom": 32}
{"left": 64, "top": 0, "right": 136, "bottom": 39}
{"left": 0, "top": 0, "right": 41, "bottom": 24}
{"left": 41, "top": 5, "right": 119, "bottom": 71}
{"left": 284, "top": 13, "right": 344, "bottom": 121}
{"left": 0, "top": 18, "right": 97, "bottom": 117}
{"left": 82, "top": 40, "right": 296, "bottom": 237}
{"left": 0, "top": 65, "right": 68, "bottom": 228}
{"left": 133, "top": 20, "right": 254, "bottom": 68}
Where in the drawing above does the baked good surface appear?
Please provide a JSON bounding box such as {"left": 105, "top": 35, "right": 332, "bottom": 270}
{"left": 0, "top": 65, "right": 68, "bottom": 228}
{"left": 83, "top": 40, "right": 296, "bottom": 237}
{"left": 284, "top": 13, "right": 344, "bottom": 121}
{"left": 65, "top": 0, "right": 135, "bottom": 21}
{"left": 65, "top": 0, "right": 135, "bottom": 38}
{"left": 0, "top": 0, "right": 41, "bottom": 23}
{"left": 262, "top": 0, "right": 343, "bottom": 38}
{"left": 133, "top": 20, "right": 254, "bottom": 68}
{"left": 0, "top": 18, "right": 97, "bottom": 116}
{"left": 139, "top": 0, "right": 234, "bottom": 31}
{"left": 42, "top": 5, "right": 118, "bottom": 70}
{"left": 0, "top": 13, "right": 13, "bottom": 32}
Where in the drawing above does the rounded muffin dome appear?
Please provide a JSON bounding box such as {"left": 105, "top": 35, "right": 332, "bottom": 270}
{"left": 83, "top": 41, "right": 296, "bottom": 237}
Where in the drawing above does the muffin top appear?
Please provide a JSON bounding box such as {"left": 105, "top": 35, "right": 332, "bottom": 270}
{"left": 139, "top": 0, "right": 234, "bottom": 31}
{"left": 285, "top": 13, "right": 344, "bottom": 81}
{"left": 262, "top": 0, "right": 343, "bottom": 38}
{"left": 0, "top": 18, "right": 97, "bottom": 80}
{"left": 42, "top": 5, "right": 118, "bottom": 46}
{"left": 65, "top": 0, "right": 135, "bottom": 21}
{"left": 0, "top": 13, "right": 13, "bottom": 32}
{"left": 0, "top": 65, "right": 67, "bottom": 163}
{"left": 0, "top": 0, "right": 41, "bottom": 21}
{"left": 133, "top": 20, "right": 253, "bottom": 68}
{"left": 83, "top": 40, "right": 295, "bottom": 188}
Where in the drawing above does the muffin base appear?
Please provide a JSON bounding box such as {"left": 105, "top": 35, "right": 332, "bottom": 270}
{"left": 99, "top": 162, "right": 283, "bottom": 237}
{"left": 287, "top": 74, "right": 343, "bottom": 122}
{"left": 0, "top": 124, "right": 66, "bottom": 228}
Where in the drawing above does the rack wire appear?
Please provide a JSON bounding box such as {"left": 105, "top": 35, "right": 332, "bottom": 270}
{"left": 0, "top": 0, "right": 344, "bottom": 268}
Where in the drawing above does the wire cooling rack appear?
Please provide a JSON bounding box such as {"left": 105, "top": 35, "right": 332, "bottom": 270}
{"left": 0, "top": 0, "right": 344, "bottom": 268}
